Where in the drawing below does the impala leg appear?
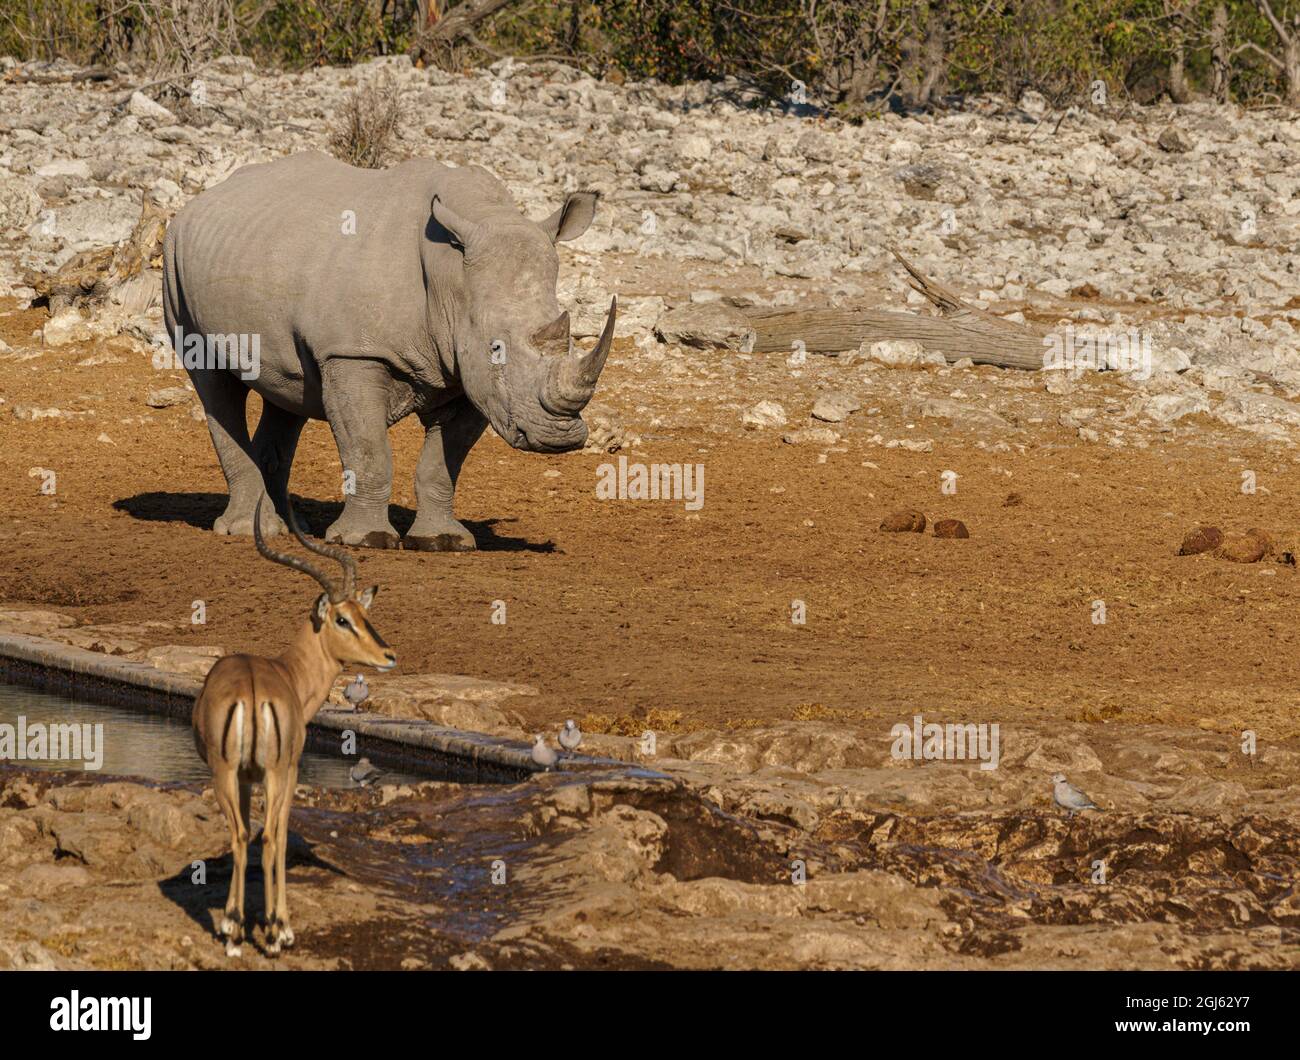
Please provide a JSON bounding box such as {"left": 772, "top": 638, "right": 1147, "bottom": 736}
{"left": 238, "top": 779, "right": 252, "bottom": 855}
{"left": 235, "top": 779, "right": 252, "bottom": 936}
{"left": 262, "top": 768, "right": 285, "bottom": 956}
{"left": 214, "top": 768, "right": 248, "bottom": 957}
{"left": 273, "top": 764, "right": 298, "bottom": 949}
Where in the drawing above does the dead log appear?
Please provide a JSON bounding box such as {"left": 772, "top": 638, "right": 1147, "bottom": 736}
{"left": 742, "top": 247, "right": 1049, "bottom": 370}
{"left": 25, "top": 195, "right": 170, "bottom": 315}
{"left": 410, "top": 0, "right": 522, "bottom": 61}
{"left": 4, "top": 65, "right": 116, "bottom": 85}
{"left": 430, "top": 0, "right": 519, "bottom": 41}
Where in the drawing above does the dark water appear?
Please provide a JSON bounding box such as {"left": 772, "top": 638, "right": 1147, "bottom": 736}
{"left": 0, "top": 682, "right": 428, "bottom": 789}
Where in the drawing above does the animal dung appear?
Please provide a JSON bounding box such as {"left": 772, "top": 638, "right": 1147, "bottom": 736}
{"left": 1002, "top": 492, "right": 1024, "bottom": 507}
{"left": 1177, "top": 525, "right": 1222, "bottom": 556}
{"left": 1182, "top": 524, "right": 1277, "bottom": 564}
{"left": 1244, "top": 527, "right": 1273, "bottom": 557}
{"left": 881, "top": 510, "right": 926, "bottom": 533}
{"left": 933, "top": 518, "right": 969, "bottom": 539}
{"left": 1215, "top": 530, "right": 1268, "bottom": 564}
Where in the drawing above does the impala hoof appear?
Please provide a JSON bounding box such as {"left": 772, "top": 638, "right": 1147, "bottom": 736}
{"left": 220, "top": 916, "right": 237, "bottom": 937}
{"left": 225, "top": 941, "right": 242, "bottom": 959}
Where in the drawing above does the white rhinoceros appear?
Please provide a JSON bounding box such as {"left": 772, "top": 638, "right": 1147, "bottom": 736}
{"left": 162, "top": 151, "right": 615, "bottom": 550}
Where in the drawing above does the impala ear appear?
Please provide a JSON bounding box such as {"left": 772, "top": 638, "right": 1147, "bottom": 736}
{"left": 356, "top": 584, "right": 378, "bottom": 609}
{"left": 313, "top": 593, "right": 330, "bottom": 629}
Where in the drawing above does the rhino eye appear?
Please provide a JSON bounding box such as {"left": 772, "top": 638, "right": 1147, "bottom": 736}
{"left": 489, "top": 339, "right": 507, "bottom": 363}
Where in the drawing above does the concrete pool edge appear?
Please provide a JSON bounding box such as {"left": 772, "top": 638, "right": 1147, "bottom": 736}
{"left": 0, "top": 630, "right": 635, "bottom": 784}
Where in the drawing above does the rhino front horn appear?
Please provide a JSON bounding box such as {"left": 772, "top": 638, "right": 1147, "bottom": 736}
{"left": 543, "top": 296, "right": 617, "bottom": 416}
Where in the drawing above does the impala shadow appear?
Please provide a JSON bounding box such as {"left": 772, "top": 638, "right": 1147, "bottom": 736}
{"left": 112, "top": 493, "right": 556, "bottom": 553}
{"left": 157, "top": 830, "right": 339, "bottom": 939}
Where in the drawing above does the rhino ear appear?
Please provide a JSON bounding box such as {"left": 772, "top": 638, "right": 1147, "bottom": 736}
{"left": 539, "top": 190, "right": 599, "bottom": 243}
{"left": 431, "top": 195, "right": 483, "bottom": 253}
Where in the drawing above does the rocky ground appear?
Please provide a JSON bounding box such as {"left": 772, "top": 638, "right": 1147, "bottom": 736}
{"left": 3, "top": 733, "right": 1298, "bottom": 971}
{"left": 0, "top": 55, "right": 1298, "bottom": 969}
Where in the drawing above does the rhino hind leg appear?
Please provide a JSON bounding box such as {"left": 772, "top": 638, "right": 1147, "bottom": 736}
{"left": 191, "top": 368, "right": 287, "bottom": 537}
{"left": 251, "top": 402, "right": 307, "bottom": 528}
{"left": 405, "top": 398, "right": 488, "bottom": 552}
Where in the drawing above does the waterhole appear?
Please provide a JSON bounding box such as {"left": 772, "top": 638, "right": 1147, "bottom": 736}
{"left": 0, "top": 681, "right": 429, "bottom": 789}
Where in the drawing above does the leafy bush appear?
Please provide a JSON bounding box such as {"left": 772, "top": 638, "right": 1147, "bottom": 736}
{"left": 1, "top": 0, "right": 1295, "bottom": 106}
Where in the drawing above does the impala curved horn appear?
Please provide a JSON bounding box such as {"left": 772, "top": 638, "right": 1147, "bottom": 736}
{"left": 252, "top": 497, "right": 346, "bottom": 603}
{"left": 285, "top": 504, "right": 358, "bottom": 601}
{"left": 542, "top": 297, "right": 617, "bottom": 416}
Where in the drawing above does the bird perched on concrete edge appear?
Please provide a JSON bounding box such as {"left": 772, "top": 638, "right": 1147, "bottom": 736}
{"left": 531, "top": 734, "right": 558, "bottom": 770}
{"left": 1052, "top": 773, "right": 1100, "bottom": 817}
{"left": 559, "top": 719, "right": 582, "bottom": 753}
{"left": 343, "top": 673, "right": 369, "bottom": 709}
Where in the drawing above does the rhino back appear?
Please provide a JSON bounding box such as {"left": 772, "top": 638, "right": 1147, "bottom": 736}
{"left": 168, "top": 152, "right": 453, "bottom": 371}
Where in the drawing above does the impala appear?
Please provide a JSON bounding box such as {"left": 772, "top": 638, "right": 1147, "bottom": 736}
{"left": 193, "top": 499, "right": 395, "bottom": 957}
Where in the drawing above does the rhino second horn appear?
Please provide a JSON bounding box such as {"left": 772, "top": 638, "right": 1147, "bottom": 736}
{"left": 542, "top": 297, "right": 617, "bottom": 416}
{"left": 531, "top": 310, "right": 571, "bottom": 347}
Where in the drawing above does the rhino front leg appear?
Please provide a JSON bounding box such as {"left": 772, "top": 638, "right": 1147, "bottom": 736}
{"left": 405, "top": 397, "right": 488, "bottom": 552}
{"left": 321, "top": 360, "right": 401, "bottom": 549}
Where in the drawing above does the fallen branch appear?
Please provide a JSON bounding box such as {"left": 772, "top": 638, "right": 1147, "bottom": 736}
{"left": 409, "top": 0, "right": 522, "bottom": 62}
{"left": 742, "top": 247, "right": 1050, "bottom": 370}
{"left": 25, "top": 195, "right": 170, "bottom": 315}
{"left": 4, "top": 65, "right": 116, "bottom": 85}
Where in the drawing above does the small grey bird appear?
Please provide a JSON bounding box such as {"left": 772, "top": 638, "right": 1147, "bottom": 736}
{"left": 350, "top": 757, "right": 382, "bottom": 787}
{"left": 343, "top": 674, "right": 369, "bottom": 709}
{"left": 531, "top": 734, "right": 558, "bottom": 770}
{"left": 558, "top": 719, "right": 582, "bottom": 753}
{"left": 1052, "top": 773, "right": 1100, "bottom": 817}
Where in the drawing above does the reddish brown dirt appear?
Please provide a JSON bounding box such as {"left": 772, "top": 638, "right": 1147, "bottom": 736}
{"left": 4, "top": 295, "right": 1300, "bottom": 745}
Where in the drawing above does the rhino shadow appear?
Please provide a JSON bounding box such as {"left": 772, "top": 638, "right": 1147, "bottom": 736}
{"left": 113, "top": 493, "right": 557, "bottom": 553}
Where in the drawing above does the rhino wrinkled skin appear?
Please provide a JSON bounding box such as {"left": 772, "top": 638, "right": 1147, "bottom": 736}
{"left": 163, "top": 151, "right": 617, "bottom": 550}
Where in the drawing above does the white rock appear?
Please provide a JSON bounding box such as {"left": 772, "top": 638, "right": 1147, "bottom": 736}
{"left": 811, "top": 391, "right": 861, "bottom": 423}
{"left": 655, "top": 303, "right": 755, "bottom": 352}
{"left": 678, "top": 134, "right": 712, "bottom": 161}
{"left": 862, "top": 339, "right": 945, "bottom": 368}
{"left": 146, "top": 386, "right": 194, "bottom": 409}
{"left": 1143, "top": 392, "right": 1210, "bottom": 423}
{"left": 127, "top": 91, "right": 176, "bottom": 122}
{"left": 42, "top": 308, "right": 88, "bottom": 348}
{"left": 46, "top": 195, "right": 138, "bottom": 248}
{"left": 35, "top": 160, "right": 92, "bottom": 179}
{"left": 742, "top": 400, "right": 787, "bottom": 429}
{"left": 783, "top": 427, "right": 840, "bottom": 446}
{"left": 0, "top": 173, "right": 41, "bottom": 229}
